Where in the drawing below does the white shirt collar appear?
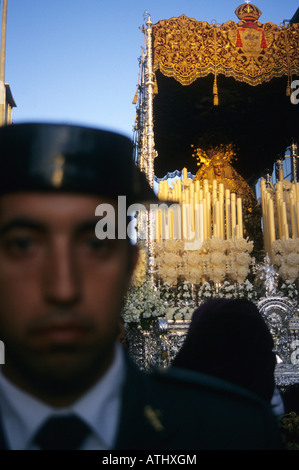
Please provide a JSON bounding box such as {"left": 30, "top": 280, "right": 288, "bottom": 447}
{"left": 0, "top": 343, "right": 126, "bottom": 450}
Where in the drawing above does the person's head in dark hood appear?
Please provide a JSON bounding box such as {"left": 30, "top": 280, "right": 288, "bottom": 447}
{"left": 172, "top": 298, "right": 276, "bottom": 403}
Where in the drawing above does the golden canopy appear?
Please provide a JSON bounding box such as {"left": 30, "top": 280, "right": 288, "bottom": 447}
{"left": 150, "top": 3, "right": 299, "bottom": 183}
{"left": 152, "top": 3, "right": 298, "bottom": 89}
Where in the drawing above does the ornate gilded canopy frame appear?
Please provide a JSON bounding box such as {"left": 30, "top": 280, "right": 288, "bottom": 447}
{"left": 152, "top": 5, "right": 299, "bottom": 96}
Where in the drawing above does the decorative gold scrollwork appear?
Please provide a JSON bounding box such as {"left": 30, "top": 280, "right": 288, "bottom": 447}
{"left": 152, "top": 14, "right": 299, "bottom": 86}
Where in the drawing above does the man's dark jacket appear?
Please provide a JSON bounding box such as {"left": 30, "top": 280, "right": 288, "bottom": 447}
{"left": 115, "top": 357, "right": 283, "bottom": 450}
{"left": 0, "top": 356, "right": 283, "bottom": 450}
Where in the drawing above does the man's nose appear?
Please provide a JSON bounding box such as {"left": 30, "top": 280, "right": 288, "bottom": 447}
{"left": 44, "top": 239, "right": 80, "bottom": 305}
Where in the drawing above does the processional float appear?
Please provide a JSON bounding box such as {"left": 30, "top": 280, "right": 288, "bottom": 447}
{"left": 124, "top": 2, "right": 299, "bottom": 389}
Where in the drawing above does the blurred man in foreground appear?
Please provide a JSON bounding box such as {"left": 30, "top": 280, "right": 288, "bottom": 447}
{"left": 0, "top": 123, "right": 283, "bottom": 450}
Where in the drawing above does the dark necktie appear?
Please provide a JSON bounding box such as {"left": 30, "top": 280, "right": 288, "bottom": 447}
{"left": 33, "top": 415, "right": 90, "bottom": 450}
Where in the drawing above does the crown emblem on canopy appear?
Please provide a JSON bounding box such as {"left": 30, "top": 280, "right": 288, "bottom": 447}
{"left": 235, "top": 2, "right": 262, "bottom": 22}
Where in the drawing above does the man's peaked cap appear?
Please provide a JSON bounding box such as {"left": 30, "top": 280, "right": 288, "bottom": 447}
{"left": 0, "top": 122, "right": 157, "bottom": 203}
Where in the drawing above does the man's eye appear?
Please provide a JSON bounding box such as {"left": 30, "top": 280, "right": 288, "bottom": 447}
{"left": 86, "top": 238, "right": 111, "bottom": 252}
{"left": 4, "top": 236, "right": 35, "bottom": 253}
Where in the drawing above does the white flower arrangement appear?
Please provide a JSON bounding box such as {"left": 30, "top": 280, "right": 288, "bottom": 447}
{"left": 279, "top": 280, "right": 299, "bottom": 300}
{"left": 165, "top": 306, "right": 194, "bottom": 322}
{"left": 272, "top": 238, "right": 299, "bottom": 282}
{"left": 198, "top": 279, "right": 257, "bottom": 301}
{"left": 153, "top": 237, "right": 255, "bottom": 286}
{"left": 217, "top": 280, "right": 238, "bottom": 298}
{"left": 157, "top": 265, "right": 179, "bottom": 285}
{"left": 234, "top": 279, "right": 258, "bottom": 301}
{"left": 155, "top": 239, "right": 184, "bottom": 285}
{"left": 122, "top": 280, "right": 167, "bottom": 328}
{"left": 159, "top": 282, "right": 176, "bottom": 306}
{"left": 206, "top": 237, "right": 227, "bottom": 252}
{"left": 159, "top": 282, "right": 195, "bottom": 322}
{"left": 163, "top": 238, "right": 184, "bottom": 253}
{"left": 176, "top": 280, "right": 195, "bottom": 306}
{"left": 181, "top": 265, "right": 203, "bottom": 284}
{"left": 198, "top": 281, "right": 216, "bottom": 300}
{"left": 122, "top": 236, "right": 298, "bottom": 331}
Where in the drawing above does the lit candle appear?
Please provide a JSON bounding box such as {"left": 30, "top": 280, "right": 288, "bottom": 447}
{"left": 215, "top": 200, "right": 220, "bottom": 238}
{"left": 278, "top": 168, "right": 284, "bottom": 181}
{"left": 157, "top": 209, "right": 162, "bottom": 241}
{"left": 173, "top": 203, "right": 182, "bottom": 239}
{"left": 289, "top": 195, "right": 296, "bottom": 238}
{"left": 173, "top": 182, "right": 178, "bottom": 202}
{"left": 206, "top": 191, "right": 211, "bottom": 238}
{"left": 162, "top": 180, "right": 168, "bottom": 200}
{"left": 225, "top": 189, "right": 231, "bottom": 240}
{"left": 155, "top": 208, "right": 160, "bottom": 240}
{"left": 276, "top": 181, "right": 283, "bottom": 200}
{"left": 169, "top": 208, "right": 174, "bottom": 239}
{"left": 190, "top": 196, "right": 195, "bottom": 237}
{"left": 219, "top": 191, "right": 224, "bottom": 239}
{"left": 284, "top": 223, "right": 289, "bottom": 240}
{"left": 275, "top": 190, "right": 282, "bottom": 240}
{"left": 199, "top": 203, "right": 204, "bottom": 242}
{"left": 203, "top": 179, "right": 209, "bottom": 195}
{"left": 182, "top": 203, "right": 186, "bottom": 240}
{"left": 185, "top": 187, "right": 190, "bottom": 205}
{"left": 157, "top": 181, "right": 162, "bottom": 200}
{"left": 212, "top": 179, "right": 217, "bottom": 202}
{"left": 194, "top": 192, "right": 199, "bottom": 238}
{"left": 195, "top": 203, "right": 199, "bottom": 241}
{"left": 237, "top": 197, "right": 243, "bottom": 238}
{"left": 296, "top": 201, "right": 299, "bottom": 236}
{"left": 268, "top": 198, "right": 275, "bottom": 259}
{"left": 199, "top": 189, "right": 203, "bottom": 203}
{"left": 190, "top": 182, "right": 194, "bottom": 198}
{"left": 213, "top": 223, "right": 218, "bottom": 238}
{"left": 281, "top": 201, "right": 288, "bottom": 240}
{"left": 231, "top": 193, "right": 236, "bottom": 238}
{"left": 203, "top": 198, "right": 207, "bottom": 240}
{"left": 177, "top": 179, "right": 182, "bottom": 200}
{"left": 186, "top": 203, "right": 192, "bottom": 240}
{"left": 162, "top": 206, "right": 169, "bottom": 240}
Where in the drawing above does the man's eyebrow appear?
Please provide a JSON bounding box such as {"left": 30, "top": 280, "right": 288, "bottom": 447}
{"left": 75, "top": 219, "right": 100, "bottom": 234}
{"left": 75, "top": 219, "right": 119, "bottom": 234}
{"left": 0, "top": 218, "right": 118, "bottom": 236}
{"left": 0, "top": 218, "right": 48, "bottom": 236}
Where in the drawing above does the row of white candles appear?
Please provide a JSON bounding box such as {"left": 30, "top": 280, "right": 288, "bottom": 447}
{"left": 260, "top": 176, "right": 299, "bottom": 260}
{"left": 155, "top": 168, "right": 244, "bottom": 241}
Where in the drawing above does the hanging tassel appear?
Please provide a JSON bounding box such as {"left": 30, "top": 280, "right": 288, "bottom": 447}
{"left": 154, "top": 74, "right": 158, "bottom": 95}
{"left": 286, "top": 77, "right": 291, "bottom": 97}
{"left": 284, "top": 29, "right": 291, "bottom": 97}
{"left": 213, "top": 26, "right": 219, "bottom": 105}
{"left": 213, "top": 76, "right": 219, "bottom": 106}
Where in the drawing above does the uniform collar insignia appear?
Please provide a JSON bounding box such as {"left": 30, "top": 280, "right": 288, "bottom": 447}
{"left": 144, "top": 405, "right": 164, "bottom": 432}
